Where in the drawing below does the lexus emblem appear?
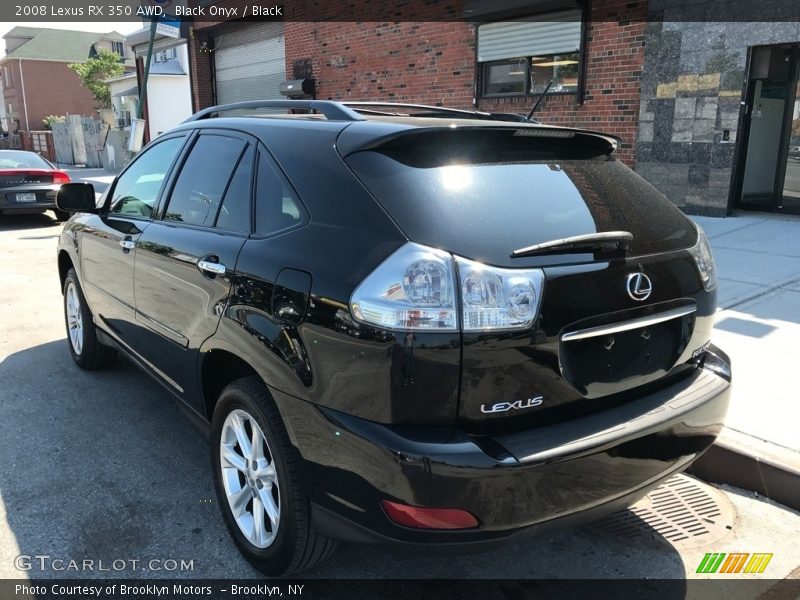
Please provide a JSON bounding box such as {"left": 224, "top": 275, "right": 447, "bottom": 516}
{"left": 626, "top": 272, "right": 652, "bottom": 301}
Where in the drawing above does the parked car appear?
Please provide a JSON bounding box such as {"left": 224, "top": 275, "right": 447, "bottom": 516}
{"left": 56, "top": 100, "right": 731, "bottom": 576}
{"left": 0, "top": 149, "right": 71, "bottom": 220}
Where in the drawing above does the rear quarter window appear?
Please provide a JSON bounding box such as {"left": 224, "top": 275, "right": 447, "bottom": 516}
{"left": 254, "top": 151, "right": 305, "bottom": 236}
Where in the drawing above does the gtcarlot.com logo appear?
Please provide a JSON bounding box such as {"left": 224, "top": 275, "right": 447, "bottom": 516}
{"left": 15, "top": 555, "right": 195, "bottom": 572}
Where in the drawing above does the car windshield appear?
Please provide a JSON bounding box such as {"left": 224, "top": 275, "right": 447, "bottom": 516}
{"left": 0, "top": 151, "right": 52, "bottom": 170}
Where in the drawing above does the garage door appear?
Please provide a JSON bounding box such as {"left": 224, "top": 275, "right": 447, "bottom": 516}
{"left": 214, "top": 22, "right": 285, "bottom": 105}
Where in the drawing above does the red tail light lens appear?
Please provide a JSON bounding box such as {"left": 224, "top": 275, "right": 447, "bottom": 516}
{"left": 52, "top": 171, "right": 71, "bottom": 185}
{"left": 381, "top": 500, "right": 479, "bottom": 530}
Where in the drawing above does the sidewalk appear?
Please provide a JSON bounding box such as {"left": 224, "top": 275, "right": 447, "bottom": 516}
{"left": 689, "top": 212, "right": 800, "bottom": 508}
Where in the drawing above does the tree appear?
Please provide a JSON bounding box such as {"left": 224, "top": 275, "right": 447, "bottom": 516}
{"left": 68, "top": 49, "right": 125, "bottom": 109}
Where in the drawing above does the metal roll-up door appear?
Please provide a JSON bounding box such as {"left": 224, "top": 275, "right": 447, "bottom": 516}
{"left": 214, "top": 22, "right": 285, "bottom": 104}
{"left": 477, "top": 10, "right": 582, "bottom": 62}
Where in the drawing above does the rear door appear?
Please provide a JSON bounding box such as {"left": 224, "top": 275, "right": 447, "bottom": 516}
{"left": 131, "top": 131, "right": 254, "bottom": 408}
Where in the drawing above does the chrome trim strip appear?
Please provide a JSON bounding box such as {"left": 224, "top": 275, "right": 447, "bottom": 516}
{"left": 561, "top": 305, "right": 697, "bottom": 342}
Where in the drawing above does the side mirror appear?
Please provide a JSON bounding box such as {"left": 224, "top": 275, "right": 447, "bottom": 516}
{"left": 56, "top": 183, "right": 96, "bottom": 212}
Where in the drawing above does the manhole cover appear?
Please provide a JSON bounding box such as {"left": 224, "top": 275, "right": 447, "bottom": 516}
{"left": 587, "top": 474, "right": 735, "bottom": 549}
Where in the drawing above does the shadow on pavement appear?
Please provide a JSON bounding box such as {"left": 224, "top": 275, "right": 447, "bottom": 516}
{"left": 715, "top": 316, "right": 778, "bottom": 338}
{"left": 0, "top": 339, "right": 688, "bottom": 581}
{"left": 0, "top": 213, "right": 61, "bottom": 232}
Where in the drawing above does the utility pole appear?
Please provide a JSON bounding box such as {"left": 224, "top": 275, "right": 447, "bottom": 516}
{"left": 137, "top": 19, "right": 158, "bottom": 120}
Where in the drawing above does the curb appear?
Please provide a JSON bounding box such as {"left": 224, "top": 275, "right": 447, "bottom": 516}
{"left": 688, "top": 428, "right": 800, "bottom": 512}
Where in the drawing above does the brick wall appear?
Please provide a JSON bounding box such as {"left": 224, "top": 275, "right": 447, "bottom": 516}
{"left": 1, "top": 60, "right": 98, "bottom": 132}
{"left": 284, "top": 22, "right": 476, "bottom": 109}
{"left": 187, "top": 28, "right": 215, "bottom": 112}
{"left": 479, "top": 1, "right": 647, "bottom": 165}
{"left": 283, "top": 1, "right": 646, "bottom": 165}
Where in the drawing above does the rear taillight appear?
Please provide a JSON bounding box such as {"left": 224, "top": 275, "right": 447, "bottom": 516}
{"left": 456, "top": 255, "right": 544, "bottom": 331}
{"left": 52, "top": 171, "right": 71, "bottom": 185}
{"left": 350, "top": 243, "right": 458, "bottom": 331}
{"left": 688, "top": 225, "right": 716, "bottom": 291}
{"left": 350, "top": 242, "right": 544, "bottom": 332}
{"left": 381, "top": 500, "right": 479, "bottom": 530}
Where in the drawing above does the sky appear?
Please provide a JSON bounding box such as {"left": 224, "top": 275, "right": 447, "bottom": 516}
{"left": 0, "top": 22, "right": 145, "bottom": 55}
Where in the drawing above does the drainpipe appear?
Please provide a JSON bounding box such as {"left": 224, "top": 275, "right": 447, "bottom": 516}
{"left": 18, "top": 58, "right": 29, "bottom": 131}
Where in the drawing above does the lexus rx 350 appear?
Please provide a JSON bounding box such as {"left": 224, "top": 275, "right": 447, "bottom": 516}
{"left": 55, "top": 100, "right": 731, "bottom": 576}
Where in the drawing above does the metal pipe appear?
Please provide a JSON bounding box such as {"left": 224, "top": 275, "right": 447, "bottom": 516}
{"left": 18, "top": 58, "right": 29, "bottom": 131}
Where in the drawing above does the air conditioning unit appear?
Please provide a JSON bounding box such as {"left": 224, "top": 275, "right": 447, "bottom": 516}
{"left": 279, "top": 79, "right": 316, "bottom": 98}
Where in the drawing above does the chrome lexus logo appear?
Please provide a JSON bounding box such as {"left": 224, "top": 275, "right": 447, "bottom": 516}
{"left": 481, "top": 396, "right": 543, "bottom": 414}
{"left": 626, "top": 272, "right": 652, "bottom": 301}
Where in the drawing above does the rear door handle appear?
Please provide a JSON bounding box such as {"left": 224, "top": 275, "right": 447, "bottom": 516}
{"left": 119, "top": 238, "right": 136, "bottom": 252}
{"left": 198, "top": 259, "right": 226, "bottom": 276}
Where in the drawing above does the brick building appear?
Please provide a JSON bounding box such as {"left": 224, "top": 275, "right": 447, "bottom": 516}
{"left": 189, "top": 0, "right": 645, "bottom": 164}
{"left": 187, "top": 0, "right": 800, "bottom": 216}
{"left": 0, "top": 27, "right": 134, "bottom": 133}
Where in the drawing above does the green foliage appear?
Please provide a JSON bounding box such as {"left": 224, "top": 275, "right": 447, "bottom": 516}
{"left": 42, "top": 115, "right": 66, "bottom": 130}
{"left": 68, "top": 49, "right": 125, "bottom": 109}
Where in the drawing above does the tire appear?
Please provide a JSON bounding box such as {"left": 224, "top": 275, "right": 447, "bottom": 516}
{"left": 211, "top": 376, "right": 336, "bottom": 576}
{"left": 54, "top": 209, "right": 70, "bottom": 222}
{"left": 63, "top": 268, "right": 116, "bottom": 370}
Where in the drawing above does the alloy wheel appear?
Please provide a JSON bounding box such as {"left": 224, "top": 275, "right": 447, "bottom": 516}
{"left": 219, "top": 409, "right": 280, "bottom": 548}
{"left": 65, "top": 282, "right": 83, "bottom": 355}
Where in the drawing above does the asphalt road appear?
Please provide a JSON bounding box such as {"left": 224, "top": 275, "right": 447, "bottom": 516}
{"left": 1, "top": 209, "right": 799, "bottom": 590}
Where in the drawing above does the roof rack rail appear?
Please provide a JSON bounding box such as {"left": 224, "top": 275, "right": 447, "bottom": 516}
{"left": 342, "top": 101, "right": 494, "bottom": 118}
{"left": 342, "top": 102, "right": 534, "bottom": 123}
{"left": 183, "top": 100, "right": 366, "bottom": 123}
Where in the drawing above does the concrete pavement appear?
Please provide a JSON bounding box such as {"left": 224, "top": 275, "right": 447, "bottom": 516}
{"left": 690, "top": 213, "right": 800, "bottom": 508}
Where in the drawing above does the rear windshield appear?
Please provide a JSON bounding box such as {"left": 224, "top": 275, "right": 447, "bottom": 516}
{"left": 346, "top": 152, "right": 697, "bottom": 268}
{"left": 0, "top": 151, "right": 51, "bottom": 170}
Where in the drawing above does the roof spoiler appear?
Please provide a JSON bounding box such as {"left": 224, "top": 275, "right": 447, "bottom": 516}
{"left": 337, "top": 125, "right": 620, "bottom": 160}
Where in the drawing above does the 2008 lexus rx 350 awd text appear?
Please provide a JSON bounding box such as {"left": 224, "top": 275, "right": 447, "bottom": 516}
{"left": 55, "top": 101, "right": 731, "bottom": 576}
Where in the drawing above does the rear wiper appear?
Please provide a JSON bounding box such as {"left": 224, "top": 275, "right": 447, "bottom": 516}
{"left": 510, "top": 231, "right": 633, "bottom": 258}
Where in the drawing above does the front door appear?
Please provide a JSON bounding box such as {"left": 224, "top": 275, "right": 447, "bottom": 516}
{"left": 737, "top": 44, "right": 800, "bottom": 214}
{"left": 132, "top": 131, "right": 255, "bottom": 409}
{"left": 80, "top": 134, "right": 187, "bottom": 341}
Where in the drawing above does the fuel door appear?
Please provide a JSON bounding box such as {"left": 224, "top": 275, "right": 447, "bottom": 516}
{"left": 273, "top": 268, "right": 312, "bottom": 324}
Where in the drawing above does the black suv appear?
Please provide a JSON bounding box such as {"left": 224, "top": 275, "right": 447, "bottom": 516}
{"left": 56, "top": 100, "right": 731, "bottom": 576}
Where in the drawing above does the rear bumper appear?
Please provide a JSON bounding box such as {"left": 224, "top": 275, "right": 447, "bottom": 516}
{"left": 273, "top": 346, "right": 731, "bottom": 548}
{"left": 0, "top": 186, "right": 59, "bottom": 212}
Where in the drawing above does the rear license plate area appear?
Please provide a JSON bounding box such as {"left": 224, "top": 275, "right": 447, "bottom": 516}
{"left": 560, "top": 310, "right": 695, "bottom": 398}
{"left": 14, "top": 193, "right": 38, "bottom": 203}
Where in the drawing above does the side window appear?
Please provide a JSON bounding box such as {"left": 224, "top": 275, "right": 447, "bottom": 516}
{"left": 110, "top": 136, "right": 185, "bottom": 217}
{"left": 255, "top": 151, "right": 304, "bottom": 235}
{"left": 163, "top": 135, "right": 246, "bottom": 227}
{"left": 215, "top": 146, "right": 254, "bottom": 233}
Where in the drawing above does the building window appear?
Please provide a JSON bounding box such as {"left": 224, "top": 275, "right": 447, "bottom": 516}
{"left": 154, "top": 47, "right": 177, "bottom": 63}
{"left": 111, "top": 41, "right": 125, "bottom": 57}
{"left": 3, "top": 67, "right": 12, "bottom": 88}
{"left": 477, "top": 11, "right": 583, "bottom": 98}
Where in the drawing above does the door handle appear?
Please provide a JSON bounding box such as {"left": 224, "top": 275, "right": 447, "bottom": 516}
{"left": 198, "top": 259, "right": 227, "bottom": 276}
{"left": 119, "top": 238, "right": 136, "bottom": 252}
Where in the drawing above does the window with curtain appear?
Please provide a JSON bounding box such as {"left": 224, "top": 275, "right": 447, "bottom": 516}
{"left": 477, "top": 10, "right": 583, "bottom": 98}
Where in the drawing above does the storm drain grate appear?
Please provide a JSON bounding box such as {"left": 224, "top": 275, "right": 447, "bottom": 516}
{"left": 587, "top": 474, "right": 734, "bottom": 549}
